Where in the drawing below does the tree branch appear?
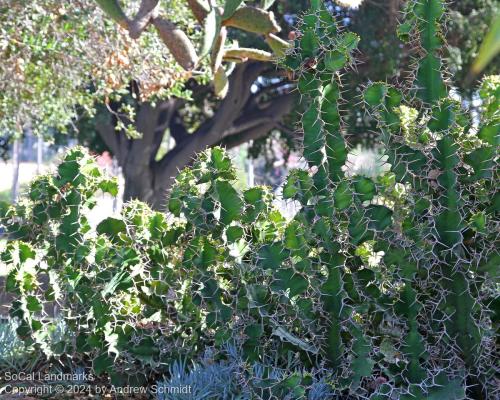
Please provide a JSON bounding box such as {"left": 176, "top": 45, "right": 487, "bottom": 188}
{"left": 150, "top": 62, "right": 295, "bottom": 206}
{"left": 127, "top": 103, "right": 163, "bottom": 168}
{"left": 185, "top": 0, "right": 209, "bottom": 24}
{"left": 95, "top": 119, "right": 120, "bottom": 159}
{"left": 218, "top": 92, "right": 295, "bottom": 148}
{"left": 150, "top": 99, "right": 181, "bottom": 162}
{"left": 193, "top": 62, "right": 270, "bottom": 140}
{"left": 128, "top": 0, "right": 160, "bottom": 39}
{"left": 169, "top": 112, "right": 190, "bottom": 143}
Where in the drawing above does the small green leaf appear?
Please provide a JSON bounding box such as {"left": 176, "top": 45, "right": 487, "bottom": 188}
{"left": 93, "top": 353, "right": 113, "bottom": 375}
{"left": 97, "top": 217, "right": 126, "bottom": 240}
{"left": 325, "top": 50, "right": 347, "bottom": 71}
{"left": 202, "top": 7, "right": 221, "bottom": 56}
{"left": 334, "top": 181, "right": 352, "bottom": 210}
{"left": 354, "top": 177, "right": 376, "bottom": 202}
{"left": 215, "top": 180, "right": 243, "bottom": 224}
{"left": 223, "top": 0, "right": 245, "bottom": 19}
{"left": 364, "top": 83, "right": 387, "bottom": 106}
{"left": 367, "top": 205, "right": 393, "bottom": 230}
{"left": 211, "top": 147, "right": 233, "bottom": 172}
{"left": 471, "top": 14, "right": 500, "bottom": 75}
{"left": 272, "top": 268, "right": 308, "bottom": 297}
{"left": 341, "top": 32, "right": 360, "bottom": 52}
{"left": 226, "top": 226, "right": 244, "bottom": 242}
{"left": 99, "top": 179, "right": 119, "bottom": 196}
{"left": 95, "top": 0, "right": 127, "bottom": 24}
{"left": 261, "top": 0, "right": 276, "bottom": 10}
{"left": 257, "top": 243, "right": 289, "bottom": 270}
{"left": 130, "top": 337, "right": 159, "bottom": 359}
{"left": 247, "top": 284, "right": 270, "bottom": 307}
{"left": 300, "top": 30, "right": 319, "bottom": 58}
{"left": 25, "top": 295, "right": 42, "bottom": 312}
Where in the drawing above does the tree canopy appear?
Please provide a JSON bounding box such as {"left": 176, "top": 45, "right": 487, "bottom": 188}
{"left": 0, "top": 0, "right": 289, "bottom": 136}
{"left": 1, "top": 0, "right": 497, "bottom": 207}
{"left": 0, "top": 0, "right": 200, "bottom": 135}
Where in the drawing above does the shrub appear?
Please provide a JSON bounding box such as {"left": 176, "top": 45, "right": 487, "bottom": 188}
{"left": 0, "top": 0, "right": 498, "bottom": 398}
{"left": 156, "top": 346, "right": 333, "bottom": 400}
{"left": 0, "top": 319, "right": 34, "bottom": 371}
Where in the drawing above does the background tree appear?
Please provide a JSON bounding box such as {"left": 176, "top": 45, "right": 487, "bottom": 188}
{"left": 1, "top": 0, "right": 497, "bottom": 209}
{"left": 1, "top": 0, "right": 296, "bottom": 208}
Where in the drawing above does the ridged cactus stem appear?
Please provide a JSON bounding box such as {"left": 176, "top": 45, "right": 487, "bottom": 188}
{"left": 321, "top": 253, "right": 346, "bottom": 369}
{"left": 413, "top": 0, "right": 447, "bottom": 104}
{"left": 321, "top": 79, "right": 346, "bottom": 183}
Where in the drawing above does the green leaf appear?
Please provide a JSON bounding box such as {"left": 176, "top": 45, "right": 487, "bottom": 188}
{"left": 341, "top": 32, "right": 360, "bottom": 52}
{"left": 223, "top": 0, "right": 245, "bottom": 19}
{"left": 93, "top": 353, "right": 113, "bottom": 375}
{"left": 464, "top": 146, "right": 494, "bottom": 181}
{"left": 426, "top": 374, "right": 466, "bottom": 400}
{"left": 354, "top": 177, "right": 376, "bottom": 202}
{"left": 300, "top": 30, "right": 319, "bottom": 58}
{"left": 416, "top": 54, "right": 446, "bottom": 104}
{"left": 215, "top": 180, "right": 243, "bottom": 224}
{"left": 0, "top": 200, "right": 10, "bottom": 218}
{"left": 244, "top": 187, "right": 264, "bottom": 205}
{"left": 261, "top": 0, "right": 276, "bottom": 10}
{"left": 211, "top": 147, "right": 233, "bottom": 173}
{"left": 102, "top": 270, "right": 132, "bottom": 297}
{"left": 226, "top": 226, "right": 244, "bottom": 242}
{"left": 25, "top": 295, "right": 42, "bottom": 312}
{"left": 364, "top": 83, "right": 387, "bottom": 107}
{"left": 18, "top": 242, "right": 36, "bottom": 262}
{"left": 471, "top": 14, "right": 500, "bottom": 75}
{"left": 247, "top": 284, "right": 270, "bottom": 308}
{"left": 99, "top": 179, "right": 119, "bottom": 197}
{"left": 130, "top": 337, "right": 159, "bottom": 359}
{"left": 202, "top": 7, "right": 221, "bottom": 56}
{"left": 325, "top": 50, "right": 347, "bottom": 71}
{"left": 271, "top": 268, "right": 308, "bottom": 297}
{"left": 97, "top": 217, "right": 126, "bottom": 240}
{"left": 284, "top": 221, "right": 304, "bottom": 251}
{"left": 168, "top": 195, "right": 182, "bottom": 217}
{"left": 397, "top": 22, "right": 412, "bottom": 43}
{"left": 95, "top": 0, "right": 127, "bottom": 24}
{"left": 257, "top": 243, "right": 288, "bottom": 270}
{"left": 302, "top": 103, "right": 324, "bottom": 166}
{"left": 56, "top": 148, "right": 89, "bottom": 185}
{"left": 367, "top": 205, "right": 393, "bottom": 230}
{"left": 478, "top": 124, "right": 499, "bottom": 146}
{"left": 334, "top": 181, "right": 352, "bottom": 210}
{"left": 350, "top": 326, "right": 374, "bottom": 384}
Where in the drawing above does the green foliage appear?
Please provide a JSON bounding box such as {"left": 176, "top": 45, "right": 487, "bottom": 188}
{"left": 0, "top": 0, "right": 194, "bottom": 136}
{"left": 0, "top": 0, "right": 498, "bottom": 398}
{"left": 156, "top": 347, "right": 333, "bottom": 400}
{"left": 0, "top": 0, "right": 289, "bottom": 136}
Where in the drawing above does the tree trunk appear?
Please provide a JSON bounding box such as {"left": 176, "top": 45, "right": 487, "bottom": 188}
{"left": 96, "top": 63, "right": 295, "bottom": 210}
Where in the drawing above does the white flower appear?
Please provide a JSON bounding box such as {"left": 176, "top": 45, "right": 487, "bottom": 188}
{"left": 335, "top": 0, "right": 365, "bottom": 9}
